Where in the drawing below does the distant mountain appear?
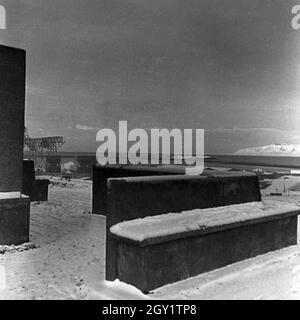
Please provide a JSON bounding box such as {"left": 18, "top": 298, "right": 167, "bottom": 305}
{"left": 234, "top": 144, "right": 300, "bottom": 156}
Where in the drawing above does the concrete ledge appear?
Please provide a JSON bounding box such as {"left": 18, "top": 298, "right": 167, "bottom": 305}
{"left": 0, "top": 195, "right": 30, "bottom": 245}
{"left": 111, "top": 202, "right": 299, "bottom": 292}
{"left": 110, "top": 201, "right": 300, "bottom": 246}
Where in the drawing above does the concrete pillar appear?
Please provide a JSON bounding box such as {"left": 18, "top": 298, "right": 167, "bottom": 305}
{"left": 0, "top": 45, "right": 30, "bottom": 245}
{"left": 0, "top": 45, "right": 26, "bottom": 192}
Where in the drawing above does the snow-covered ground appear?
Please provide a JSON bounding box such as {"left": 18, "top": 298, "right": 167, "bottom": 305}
{"left": 1, "top": 176, "right": 300, "bottom": 299}
{"left": 262, "top": 175, "right": 300, "bottom": 196}
{"left": 150, "top": 244, "right": 300, "bottom": 300}
{"left": 0, "top": 178, "right": 147, "bottom": 300}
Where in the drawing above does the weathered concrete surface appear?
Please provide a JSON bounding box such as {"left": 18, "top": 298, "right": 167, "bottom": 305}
{"left": 93, "top": 165, "right": 261, "bottom": 215}
{"left": 29, "top": 180, "right": 49, "bottom": 202}
{"left": 0, "top": 45, "right": 31, "bottom": 245}
{"left": 115, "top": 214, "right": 298, "bottom": 292}
{"left": 0, "top": 196, "right": 30, "bottom": 245}
{"left": 23, "top": 160, "right": 36, "bottom": 184}
{"left": 92, "top": 164, "right": 184, "bottom": 215}
{"left": 106, "top": 173, "right": 261, "bottom": 280}
{"left": 209, "top": 172, "right": 261, "bottom": 205}
{"left": 0, "top": 46, "right": 26, "bottom": 192}
{"left": 23, "top": 160, "right": 49, "bottom": 201}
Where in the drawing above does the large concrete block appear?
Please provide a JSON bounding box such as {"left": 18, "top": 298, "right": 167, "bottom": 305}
{"left": 115, "top": 213, "right": 298, "bottom": 292}
{"left": 30, "top": 180, "right": 49, "bottom": 202}
{"left": 106, "top": 174, "right": 260, "bottom": 281}
{"left": 92, "top": 164, "right": 184, "bottom": 215}
{"left": 22, "top": 160, "right": 49, "bottom": 202}
{"left": 0, "top": 45, "right": 30, "bottom": 245}
{"left": 0, "top": 46, "right": 26, "bottom": 192}
{"left": 107, "top": 175, "right": 223, "bottom": 226}
{"left": 22, "top": 160, "right": 36, "bottom": 193}
{"left": 0, "top": 196, "right": 30, "bottom": 245}
{"left": 93, "top": 165, "right": 260, "bottom": 216}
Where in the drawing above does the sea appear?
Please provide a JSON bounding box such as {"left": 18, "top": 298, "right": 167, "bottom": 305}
{"left": 204, "top": 155, "right": 300, "bottom": 173}
{"left": 25, "top": 151, "right": 300, "bottom": 175}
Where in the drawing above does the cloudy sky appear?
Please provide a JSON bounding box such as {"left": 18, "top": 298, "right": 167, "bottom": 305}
{"left": 1, "top": 0, "right": 300, "bottom": 153}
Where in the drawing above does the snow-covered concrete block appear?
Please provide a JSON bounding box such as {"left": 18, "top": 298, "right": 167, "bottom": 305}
{"left": 105, "top": 172, "right": 261, "bottom": 281}
{"left": 110, "top": 200, "right": 300, "bottom": 292}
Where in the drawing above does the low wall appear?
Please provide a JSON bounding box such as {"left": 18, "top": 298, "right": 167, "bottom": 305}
{"left": 115, "top": 214, "right": 297, "bottom": 292}
{"left": 106, "top": 172, "right": 261, "bottom": 280}
{"left": 92, "top": 165, "right": 185, "bottom": 215}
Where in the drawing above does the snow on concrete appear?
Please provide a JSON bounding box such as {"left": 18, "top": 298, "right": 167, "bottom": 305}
{"left": 0, "top": 192, "right": 22, "bottom": 199}
{"left": 110, "top": 200, "right": 300, "bottom": 242}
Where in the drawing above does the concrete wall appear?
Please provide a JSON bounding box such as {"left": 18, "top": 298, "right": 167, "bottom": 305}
{"left": 107, "top": 172, "right": 261, "bottom": 226}
{"left": 106, "top": 172, "right": 261, "bottom": 280}
{"left": 92, "top": 164, "right": 185, "bottom": 214}
{"left": 0, "top": 46, "right": 25, "bottom": 192}
{"left": 116, "top": 215, "right": 297, "bottom": 292}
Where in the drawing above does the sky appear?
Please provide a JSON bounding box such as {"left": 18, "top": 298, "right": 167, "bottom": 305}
{"left": 1, "top": 0, "right": 300, "bottom": 154}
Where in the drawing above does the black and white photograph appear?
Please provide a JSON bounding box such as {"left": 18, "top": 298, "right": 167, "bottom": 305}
{"left": 1, "top": 0, "right": 300, "bottom": 303}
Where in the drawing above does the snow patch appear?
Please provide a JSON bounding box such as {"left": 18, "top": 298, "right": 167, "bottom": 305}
{"left": 110, "top": 201, "right": 300, "bottom": 242}
{"left": 234, "top": 144, "right": 300, "bottom": 156}
{"left": 87, "top": 280, "right": 150, "bottom": 300}
{"left": 0, "top": 242, "right": 38, "bottom": 254}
